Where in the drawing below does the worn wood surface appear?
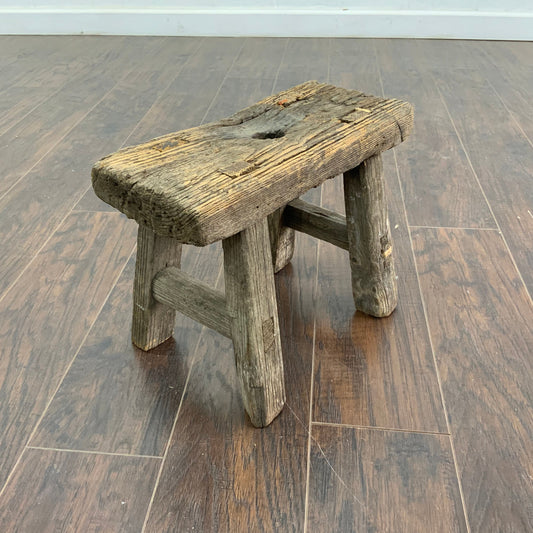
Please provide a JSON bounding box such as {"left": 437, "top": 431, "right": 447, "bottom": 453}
{"left": 413, "top": 228, "right": 533, "bottom": 533}
{"left": 344, "top": 154, "right": 398, "bottom": 317}
{"left": 284, "top": 198, "right": 349, "bottom": 250}
{"left": 0, "top": 448, "right": 160, "bottom": 532}
{"left": 132, "top": 226, "right": 182, "bottom": 350}
{"left": 308, "top": 425, "right": 467, "bottom": 532}
{"left": 223, "top": 219, "right": 286, "bottom": 427}
{"left": 267, "top": 206, "right": 296, "bottom": 273}
{"left": 92, "top": 81, "right": 413, "bottom": 245}
{"left": 153, "top": 266, "right": 231, "bottom": 338}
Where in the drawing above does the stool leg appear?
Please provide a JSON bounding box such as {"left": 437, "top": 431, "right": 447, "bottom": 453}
{"left": 223, "top": 219, "right": 286, "bottom": 427}
{"left": 132, "top": 225, "right": 182, "bottom": 350}
{"left": 343, "top": 154, "right": 398, "bottom": 317}
{"left": 267, "top": 206, "right": 295, "bottom": 273}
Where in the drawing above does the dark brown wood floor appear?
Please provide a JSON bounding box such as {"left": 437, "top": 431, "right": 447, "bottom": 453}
{"left": 0, "top": 36, "right": 531, "bottom": 533}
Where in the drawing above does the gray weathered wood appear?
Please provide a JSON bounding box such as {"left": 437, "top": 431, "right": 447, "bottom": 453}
{"left": 284, "top": 198, "right": 349, "bottom": 250}
{"left": 132, "top": 225, "right": 182, "bottom": 350}
{"left": 343, "top": 154, "right": 398, "bottom": 317}
{"left": 222, "top": 218, "right": 286, "bottom": 427}
{"left": 92, "top": 81, "right": 413, "bottom": 245}
{"left": 152, "top": 266, "right": 231, "bottom": 339}
{"left": 267, "top": 206, "right": 295, "bottom": 273}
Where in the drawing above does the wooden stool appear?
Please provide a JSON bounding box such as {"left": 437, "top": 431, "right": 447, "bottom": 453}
{"left": 91, "top": 81, "right": 413, "bottom": 427}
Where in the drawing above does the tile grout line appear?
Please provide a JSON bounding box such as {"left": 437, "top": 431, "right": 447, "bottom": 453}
{"left": 485, "top": 77, "right": 533, "bottom": 151}
{"left": 409, "top": 225, "right": 499, "bottom": 232}
{"left": 140, "top": 265, "right": 225, "bottom": 533}
{"left": 141, "top": 40, "right": 247, "bottom": 533}
{"left": 0, "top": 36, "right": 202, "bottom": 309}
{"left": 0, "top": 67, "right": 137, "bottom": 309}
{"left": 0, "top": 38, "right": 126, "bottom": 138}
{"left": 26, "top": 445, "right": 162, "bottom": 460}
{"left": 71, "top": 37, "right": 207, "bottom": 213}
{"left": 432, "top": 73, "right": 533, "bottom": 308}
{"left": 0, "top": 244, "right": 137, "bottom": 500}
{"left": 312, "top": 420, "right": 451, "bottom": 436}
{"left": 304, "top": 37, "right": 331, "bottom": 533}
{"left": 374, "top": 42, "right": 472, "bottom": 533}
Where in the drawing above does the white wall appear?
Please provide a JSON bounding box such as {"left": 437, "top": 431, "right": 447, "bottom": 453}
{"left": 0, "top": 1, "right": 532, "bottom": 39}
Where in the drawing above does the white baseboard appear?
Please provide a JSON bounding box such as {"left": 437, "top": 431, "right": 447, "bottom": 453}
{"left": 0, "top": 8, "right": 532, "bottom": 40}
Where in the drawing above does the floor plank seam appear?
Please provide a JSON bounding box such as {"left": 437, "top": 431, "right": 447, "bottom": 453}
{"left": 409, "top": 225, "right": 500, "bottom": 232}
{"left": 432, "top": 72, "right": 533, "bottom": 308}
{"left": 374, "top": 41, "right": 472, "bottom": 533}
{"left": 312, "top": 420, "right": 451, "bottom": 436}
{"left": 25, "top": 446, "right": 163, "bottom": 460}
{"left": 0, "top": 244, "right": 137, "bottom": 500}
{"left": 141, "top": 39, "right": 247, "bottom": 532}
{"left": 486, "top": 78, "right": 533, "bottom": 151}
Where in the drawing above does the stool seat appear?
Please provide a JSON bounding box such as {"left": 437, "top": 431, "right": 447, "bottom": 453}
{"left": 92, "top": 81, "right": 413, "bottom": 246}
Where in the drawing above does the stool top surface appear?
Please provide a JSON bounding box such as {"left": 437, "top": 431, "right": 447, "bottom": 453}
{"left": 92, "top": 81, "right": 413, "bottom": 245}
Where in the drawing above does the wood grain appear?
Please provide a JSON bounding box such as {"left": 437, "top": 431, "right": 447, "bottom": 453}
{"left": 31, "top": 245, "right": 220, "bottom": 456}
{"left": 307, "top": 424, "right": 467, "bottom": 532}
{"left": 413, "top": 227, "right": 533, "bottom": 533}
{"left": 74, "top": 37, "right": 244, "bottom": 212}
{"left": 284, "top": 198, "right": 349, "bottom": 251}
{"left": 374, "top": 39, "right": 495, "bottom": 229}
{"left": 0, "top": 37, "right": 123, "bottom": 137}
{"left": 92, "top": 81, "right": 413, "bottom": 245}
{"left": 143, "top": 39, "right": 327, "bottom": 532}
{"left": 344, "top": 154, "right": 398, "bottom": 317}
{"left": 432, "top": 68, "right": 533, "bottom": 297}
{"left": 0, "top": 211, "right": 136, "bottom": 489}
{"left": 153, "top": 265, "right": 231, "bottom": 338}
{"left": 0, "top": 38, "right": 195, "bottom": 298}
{"left": 0, "top": 448, "right": 159, "bottom": 533}
{"left": 132, "top": 226, "right": 183, "bottom": 350}
{"left": 223, "top": 219, "right": 286, "bottom": 427}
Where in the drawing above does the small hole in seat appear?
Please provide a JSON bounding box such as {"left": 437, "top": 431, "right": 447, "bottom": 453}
{"left": 252, "top": 130, "right": 285, "bottom": 139}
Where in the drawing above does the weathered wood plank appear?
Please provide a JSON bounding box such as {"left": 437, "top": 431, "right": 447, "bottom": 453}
{"left": 344, "top": 154, "right": 397, "bottom": 317}
{"left": 267, "top": 205, "right": 296, "bottom": 272}
{"left": 92, "top": 81, "right": 413, "bottom": 245}
{"left": 307, "top": 425, "right": 467, "bottom": 532}
{"left": 284, "top": 198, "right": 349, "bottom": 250}
{"left": 223, "top": 219, "right": 285, "bottom": 427}
{"left": 413, "top": 227, "right": 533, "bottom": 533}
{"left": 152, "top": 266, "right": 231, "bottom": 338}
{"left": 132, "top": 226, "right": 182, "bottom": 351}
{"left": 0, "top": 448, "right": 159, "bottom": 532}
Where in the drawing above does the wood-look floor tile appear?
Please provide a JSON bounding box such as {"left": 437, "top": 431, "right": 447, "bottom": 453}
{"left": 375, "top": 39, "right": 494, "bottom": 229}
{"left": 432, "top": 68, "right": 533, "bottom": 297}
{"left": 413, "top": 227, "right": 533, "bottom": 532}
{"left": 0, "top": 448, "right": 159, "bottom": 533}
{"left": 312, "top": 168, "right": 446, "bottom": 432}
{"left": 0, "top": 211, "right": 136, "bottom": 489}
{"left": 307, "top": 424, "right": 467, "bottom": 532}
{"left": 143, "top": 233, "right": 317, "bottom": 533}
{"left": 0, "top": 39, "right": 196, "bottom": 297}
{"left": 31, "top": 244, "right": 220, "bottom": 456}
